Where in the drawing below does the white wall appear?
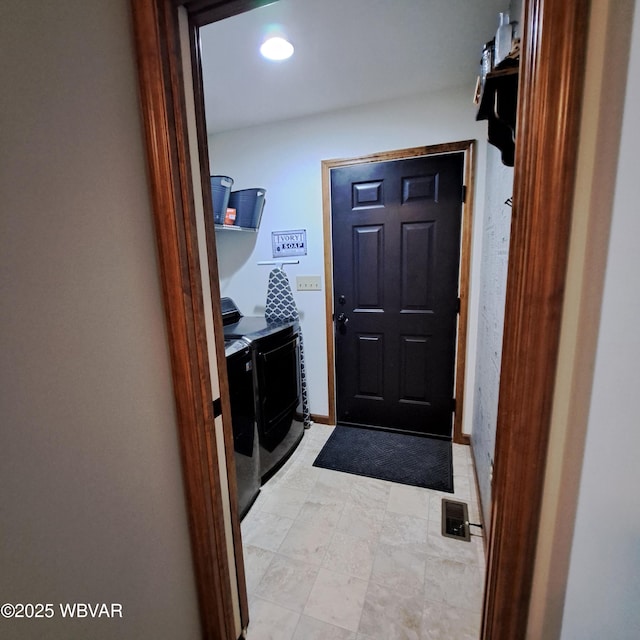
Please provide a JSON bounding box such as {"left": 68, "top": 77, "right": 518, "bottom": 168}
{"left": 465, "top": 0, "right": 518, "bottom": 538}
{"left": 560, "top": 0, "right": 640, "bottom": 636}
{"left": 0, "top": 1, "right": 200, "bottom": 638}
{"left": 209, "top": 86, "right": 488, "bottom": 425}
{"left": 471, "top": 145, "right": 513, "bottom": 528}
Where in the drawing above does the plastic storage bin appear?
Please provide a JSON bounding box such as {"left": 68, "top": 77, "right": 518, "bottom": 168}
{"left": 228, "top": 188, "right": 266, "bottom": 228}
{"left": 210, "top": 176, "right": 234, "bottom": 224}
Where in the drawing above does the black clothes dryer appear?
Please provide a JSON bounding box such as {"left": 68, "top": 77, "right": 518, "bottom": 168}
{"left": 221, "top": 298, "right": 304, "bottom": 482}
{"left": 224, "top": 339, "right": 260, "bottom": 519}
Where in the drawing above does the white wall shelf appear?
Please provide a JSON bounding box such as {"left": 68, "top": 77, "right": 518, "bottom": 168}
{"left": 214, "top": 224, "right": 258, "bottom": 233}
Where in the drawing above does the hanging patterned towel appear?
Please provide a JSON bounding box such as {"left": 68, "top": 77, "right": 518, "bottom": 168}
{"left": 265, "top": 268, "right": 311, "bottom": 428}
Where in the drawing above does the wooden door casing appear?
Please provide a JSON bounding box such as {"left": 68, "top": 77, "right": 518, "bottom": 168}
{"left": 132, "top": 0, "right": 592, "bottom": 637}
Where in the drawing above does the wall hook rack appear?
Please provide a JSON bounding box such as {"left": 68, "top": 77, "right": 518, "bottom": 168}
{"left": 257, "top": 259, "right": 299, "bottom": 271}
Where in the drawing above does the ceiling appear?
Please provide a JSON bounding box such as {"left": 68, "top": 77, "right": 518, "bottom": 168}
{"left": 200, "top": 0, "right": 507, "bottom": 134}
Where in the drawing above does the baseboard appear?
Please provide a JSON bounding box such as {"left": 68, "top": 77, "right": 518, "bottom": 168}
{"left": 468, "top": 439, "right": 488, "bottom": 558}
{"left": 295, "top": 412, "right": 333, "bottom": 425}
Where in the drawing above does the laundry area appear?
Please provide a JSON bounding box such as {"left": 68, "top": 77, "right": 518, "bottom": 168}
{"left": 200, "top": 0, "right": 513, "bottom": 518}
{"left": 221, "top": 290, "right": 307, "bottom": 516}
{"left": 211, "top": 177, "right": 314, "bottom": 515}
{"left": 194, "top": 1, "right": 520, "bottom": 637}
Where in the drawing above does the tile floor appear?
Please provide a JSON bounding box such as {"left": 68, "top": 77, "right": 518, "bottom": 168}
{"left": 240, "top": 425, "right": 485, "bottom": 640}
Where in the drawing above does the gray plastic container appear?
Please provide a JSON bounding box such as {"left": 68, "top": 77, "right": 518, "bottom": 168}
{"left": 210, "top": 176, "right": 234, "bottom": 224}
{"left": 228, "top": 188, "right": 266, "bottom": 228}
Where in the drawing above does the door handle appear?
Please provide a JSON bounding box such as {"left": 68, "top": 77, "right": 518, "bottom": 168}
{"left": 336, "top": 313, "right": 349, "bottom": 325}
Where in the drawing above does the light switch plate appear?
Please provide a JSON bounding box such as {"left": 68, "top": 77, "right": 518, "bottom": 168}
{"left": 296, "top": 275, "right": 322, "bottom": 291}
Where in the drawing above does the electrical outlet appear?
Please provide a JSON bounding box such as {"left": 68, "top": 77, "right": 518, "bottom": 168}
{"left": 296, "top": 275, "right": 322, "bottom": 291}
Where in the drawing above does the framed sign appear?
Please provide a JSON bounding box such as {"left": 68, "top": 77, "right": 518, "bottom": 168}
{"left": 272, "top": 229, "right": 307, "bottom": 258}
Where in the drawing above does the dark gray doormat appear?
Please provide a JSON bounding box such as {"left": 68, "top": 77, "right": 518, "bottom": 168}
{"left": 313, "top": 425, "right": 454, "bottom": 492}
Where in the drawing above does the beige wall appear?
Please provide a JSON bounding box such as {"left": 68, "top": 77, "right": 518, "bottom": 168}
{"left": 528, "top": 0, "right": 639, "bottom": 637}
{"left": 559, "top": 0, "right": 640, "bottom": 635}
{"left": 0, "top": 1, "right": 200, "bottom": 638}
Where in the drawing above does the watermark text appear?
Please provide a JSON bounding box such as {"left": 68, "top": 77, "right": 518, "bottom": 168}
{"left": 1, "top": 603, "right": 123, "bottom": 619}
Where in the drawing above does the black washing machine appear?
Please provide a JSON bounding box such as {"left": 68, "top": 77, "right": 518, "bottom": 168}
{"left": 224, "top": 338, "right": 260, "bottom": 519}
{"left": 221, "top": 297, "right": 304, "bottom": 482}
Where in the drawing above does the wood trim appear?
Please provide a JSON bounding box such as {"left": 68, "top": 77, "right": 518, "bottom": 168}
{"left": 187, "top": 19, "right": 249, "bottom": 631}
{"left": 453, "top": 141, "right": 476, "bottom": 445}
{"left": 321, "top": 141, "right": 475, "bottom": 443}
{"left": 296, "top": 412, "right": 332, "bottom": 425}
{"left": 469, "top": 440, "right": 488, "bottom": 555}
{"left": 131, "top": 0, "right": 247, "bottom": 638}
{"left": 181, "top": 0, "right": 276, "bottom": 27}
{"left": 322, "top": 141, "right": 475, "bottom": 168}
{"left": 481, "top": 1, "right": 591, "bottom": 638}
{"left": 321, "top": 161, "right": 337, "bottom": 427}
{"left": 131, "top": 0, "right": 594, "bottom": 637}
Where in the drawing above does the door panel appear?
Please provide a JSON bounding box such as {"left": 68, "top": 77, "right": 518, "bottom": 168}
{"left": 331, "top": 153, "right": 463, "bottom": 437}
{"left": 354, "top": 226, "right": 384, "bottom": 309}
{"left": 401, "top": 221, "right": 436, "bottom": 311}
{"left": 399, "top": 334, "right": 431, "bottom": 403}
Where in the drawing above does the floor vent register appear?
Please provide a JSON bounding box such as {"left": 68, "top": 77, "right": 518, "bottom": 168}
{"left": 442, "top": 498, "right": 471, "bottom": 541}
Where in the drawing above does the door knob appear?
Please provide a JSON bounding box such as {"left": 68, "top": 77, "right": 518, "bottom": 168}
{"left": 337, "top": 313, "right": 349, "bottom": 325}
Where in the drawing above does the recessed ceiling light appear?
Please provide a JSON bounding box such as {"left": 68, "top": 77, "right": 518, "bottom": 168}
{"left": 260, "top": 36, "right": 294, "bottom": 61}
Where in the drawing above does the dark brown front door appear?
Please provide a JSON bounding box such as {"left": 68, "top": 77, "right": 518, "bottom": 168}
{"left": 331, "top": 152, "right": 464, "bottom": 438}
